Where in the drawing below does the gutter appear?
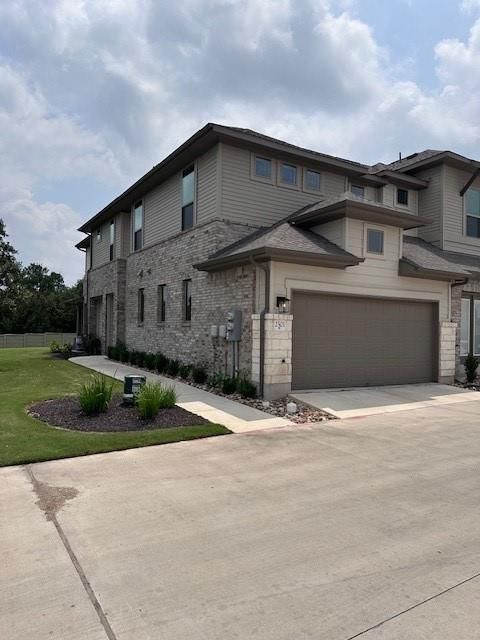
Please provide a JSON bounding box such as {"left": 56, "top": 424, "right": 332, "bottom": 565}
{"left": 250, "top": 256, "right": 270, "bottom": 399}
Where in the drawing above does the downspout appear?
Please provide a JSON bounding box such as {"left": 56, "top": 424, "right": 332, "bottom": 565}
{"left": 250, "top": 256, "right": 270, "bottom": 399}
{"left": 85, "top": 234, "right": 92, "bottom": 336}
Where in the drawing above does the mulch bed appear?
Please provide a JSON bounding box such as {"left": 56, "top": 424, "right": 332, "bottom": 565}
{"left": 28, "top": 394, "right": 211, "bottom": 432}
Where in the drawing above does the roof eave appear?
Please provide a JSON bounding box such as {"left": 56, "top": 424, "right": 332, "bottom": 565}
{"left": 399, "top": 258, "right": 468, "bottom": 282}
{"left": 397, "top": 151, "right": 480, "bottom": 174}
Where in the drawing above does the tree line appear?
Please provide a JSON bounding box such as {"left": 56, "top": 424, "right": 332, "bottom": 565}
{"left": 0, "top": 218, "right": 82, "bottom": 334}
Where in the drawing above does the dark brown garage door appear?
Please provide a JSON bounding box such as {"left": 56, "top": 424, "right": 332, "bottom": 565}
{"left": 292, "top": 292, "right": 438, "bottom": 389}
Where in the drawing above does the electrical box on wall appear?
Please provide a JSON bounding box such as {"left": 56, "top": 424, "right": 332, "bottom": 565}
{"left": 218, "top": 325, "right": 227, "bottom": 338}
{"left": 226, "top": 308, "right": 242, "bottom": 342}
{"left": 210, "top": 325, "right": 218, "bottom": 338}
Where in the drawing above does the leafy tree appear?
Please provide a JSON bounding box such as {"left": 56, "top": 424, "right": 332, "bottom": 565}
{"left": 0, "top": 219, "right": 21, "bottom": 333}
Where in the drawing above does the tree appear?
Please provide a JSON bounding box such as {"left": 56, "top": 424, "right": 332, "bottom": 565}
{"left": 0, "top": 218, "right": 21, "bottom": 333}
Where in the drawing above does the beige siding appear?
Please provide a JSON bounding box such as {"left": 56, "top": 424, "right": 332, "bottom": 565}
{"left": 311, "top": 220, "right": 346, "bottom": 248}
{"left": 196, "top": 145, "right": 218, "bottom": 223}
{"left": 91, "top": 221, "right": 110, "bottom": 268}
{"left": 411, "top": 166, "right": 443, "bottom": 246}
{"left": 220, "top": 144, "right": 346, "bottom": 227}
{"left": 381, "top": 184, "right": 418, "bottom": 214}
{"left": 443, "top": 165, "right": 480, "bottom": 255}
{"left": 118, "top": 211, "right": 131, "bottom": 257}
{"left": 143, "top": 172, "right": 182, "bottom": 246}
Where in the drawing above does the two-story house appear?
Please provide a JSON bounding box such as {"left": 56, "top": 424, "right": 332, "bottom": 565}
{"left": 76, "top": 124, "right": 480, "bottom": 399}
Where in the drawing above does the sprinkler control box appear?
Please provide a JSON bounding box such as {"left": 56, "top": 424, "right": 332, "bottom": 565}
{"left": 123, "top": 374, "right": 146, "bottom": 405}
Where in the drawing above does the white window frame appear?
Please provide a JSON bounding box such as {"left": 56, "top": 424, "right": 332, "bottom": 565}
{"left": 464, "top": 187, "right": 480, "bottom": 239}
{"left": 351, "top": 184, "right": 365, "bottom": 199}
{"left": 132, "top": 200, "right": 144, "bottom": 252}
{"left": 303, "top": 168, "right": 323, "bottom": 195}
{"left": 250, "top": 153, "right": 275, "bottom": 184}
{"left": 96, "top": 228, "right": 102, "bottom": 243}
{"left": 181, "top": 163, "right": 196, "bottom": 231}
{"left": 277, "top": 161, "right": 299, "bottom": 190}
{"left": 396, "top": 187, "right": 410, "bottom": 208}
{"left": 364, "top": 224, "right": 386, "bottom": 258}
{"left": 461, "top": 297, "right": 471, "bottom": 356}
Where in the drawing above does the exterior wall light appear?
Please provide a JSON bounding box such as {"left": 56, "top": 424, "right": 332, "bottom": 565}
{"left": 276, "top": 296, "right": 290, "bottom": 313}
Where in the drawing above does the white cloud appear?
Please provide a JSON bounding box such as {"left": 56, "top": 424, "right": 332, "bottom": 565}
{"left": 1, "top": 1, "right": 480, "bottom": 281}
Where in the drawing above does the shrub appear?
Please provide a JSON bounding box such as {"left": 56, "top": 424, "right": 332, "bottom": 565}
{"left": 145, "top": 353, "right": 156, "bottom": 370}
{"left": 120, "top": 348, "right": 130, "bottom": 363}
{"left": 129, "top": 350, "right": 140, "bottom": 366}
{"left": 79, "top": 374, "right": 114, "bottom": 416}
{"left": 179, "top": 363, "right": 192, "bottom": 380}
{"left": 155, "top": 352, "right": 169, "bottom": 373}
{"left": 209, "top": 372, "right": 225, "bottom": 388}
{"left": 84, "top": 334, "right": 101, "bottom": 355}
{"left": 136, "top": 351, "right": 147, "bottom": 368}
{"left": 136, "top": 382, "right": 177, "bottom": 419}
{"left": 238, "top": 374, "right": 257, "bottom": 399}
{"left": 49, "top": 340, "right": 61, "bottom": 353}
{"left": 107, "top": 345, "right": 115, "bottom": 360}
{"left": 167, "top": 359, "right": 180, "bottom": 376}
{"left": 192, "top": 364, "right": 208, "bottom": 384}
{"left": 222, "top": 376, "right": 237, "bottom": 395}
{"left": 465, "top": 353, "right": 479, "bottom": 383}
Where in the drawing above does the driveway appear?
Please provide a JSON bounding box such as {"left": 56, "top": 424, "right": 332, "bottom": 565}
{"left": 291, "top": 382, "right": 478, "bottom": 418}
{"left": 3, "top": 398, "right": 480, "bottom": 639}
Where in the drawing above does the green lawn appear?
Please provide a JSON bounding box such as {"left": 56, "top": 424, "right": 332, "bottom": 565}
{"left": 0, "top": 348, "right": 229, "bottom": 467}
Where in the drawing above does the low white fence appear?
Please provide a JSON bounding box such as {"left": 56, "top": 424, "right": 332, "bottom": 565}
{"left": 0, "top": 332, "right": 77, "bottom": 348}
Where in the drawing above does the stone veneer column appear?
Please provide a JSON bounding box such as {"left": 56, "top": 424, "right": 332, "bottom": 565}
{"left": 439, "top": 321, "right": 457, "bottom": 383}
{"left": 251, "top": 313, "right": 293, "bottom": 400}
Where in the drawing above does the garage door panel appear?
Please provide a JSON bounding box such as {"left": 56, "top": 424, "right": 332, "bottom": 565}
{"left": 292, "top": 292, "right": 437, "bottom": 389}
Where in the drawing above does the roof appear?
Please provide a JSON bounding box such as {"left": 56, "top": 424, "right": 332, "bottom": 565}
{"left": 195, "top": 221, "right": 362, "bottom": 272}
{"left": 388, "top": 150, "right": 443, "bottom": 171}
{"left": 401, "top": 236, "right": 473, "bottom": 280}
{"left": 75, "top": 236, "right": 90, "bottom": 250}
{"left": 387, "top": 149, "right": 480, "bottom": 173}
{"left": 289, "top": 196, "right": 428, "bottom": 230}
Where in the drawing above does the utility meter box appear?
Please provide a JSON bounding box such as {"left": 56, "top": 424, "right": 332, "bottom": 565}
{"left": 123, "top": 374, "right": 146, "bottom": 405}
{"left": 226, "top": 308, "right": 242, "bottom": 342}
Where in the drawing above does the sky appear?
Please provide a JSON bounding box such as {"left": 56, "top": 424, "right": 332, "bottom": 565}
{"left": 1, "top": 0, "right": 480, "bottom": 284}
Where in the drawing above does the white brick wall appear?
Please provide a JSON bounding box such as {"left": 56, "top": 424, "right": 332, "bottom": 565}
{"left": 252, "top": 313, "right": 293, "bottom": 399}
{"left": 439, "top": 321, "right": 457, "bottom": 380}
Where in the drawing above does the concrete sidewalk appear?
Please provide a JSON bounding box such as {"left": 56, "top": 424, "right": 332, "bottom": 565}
{"left": 70, "top": 355, "right": 292, "bottom": 433}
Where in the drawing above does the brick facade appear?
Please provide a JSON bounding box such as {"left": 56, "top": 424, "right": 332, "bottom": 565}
{"left": 451, "top": 278, "right": 480, "bottom": 380}
{"left": 86, "top": 219, "right": 257, "bottom": 377}
{"left": 252, "top": 314, "right": 293, "bottom": 400}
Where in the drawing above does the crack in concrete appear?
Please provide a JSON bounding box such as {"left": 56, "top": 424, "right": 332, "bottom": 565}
{"left": 25, "top": 465, "right": 117, "bottom": 640}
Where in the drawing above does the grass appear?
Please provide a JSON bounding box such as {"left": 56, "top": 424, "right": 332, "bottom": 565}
{"left": 0, "top": 348, "right": 230, "bottom": 467}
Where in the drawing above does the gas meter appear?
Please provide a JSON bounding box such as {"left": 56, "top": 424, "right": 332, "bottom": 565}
{"left": 226, "top": 308, "right": 242, "bottom": 342}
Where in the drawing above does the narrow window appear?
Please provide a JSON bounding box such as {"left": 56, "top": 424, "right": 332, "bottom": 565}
{"left": 254, "top": 156, "right": 272, "bottom": 179}
{"left": 366, "top": 228, "right": 384, "bottom": 254}
{"left": 280, "top": 163, "right": 297, "bottom": 185}
{"left": 183, "top": 279, "right": 192, "bottom": 322}
{"left": 461, "top": 297, "right": 471, "bottom": 356}
{"left": 305, "top": 169, "right": 321, "bottom": 191}
{"left": 397, "top": 188, "right": 409, "bottom": 206}
{"left": 182, "top": 166, "right": 195, "bottom": 231}
{"left": 351, "top": 184, "right": 365, "bottom": 199}
{"left": 96, "top": 228, "right": 102, "bottom": 242}
{"left": 137, "top": 288, "right": 145, "bottom": 324}
{"left": 474, "top": 299, "right": 480, "bottom": 356}
{"left": 109, "top": 220, "right": 115, "bottom": 261}
{"left": 466, "top": 189, "right": 480, "bottom": 238}
{"left": 133, "top": 201, "right": 143, "bottom": 250}
{"left": 157, "top": 284, "right": 166, "bottom": 323}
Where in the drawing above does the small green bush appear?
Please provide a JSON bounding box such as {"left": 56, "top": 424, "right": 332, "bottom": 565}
{"left": 145, "top": 353, "right": 156, "bottom": 370}
{"left": 136, "top": 351, "right": 147, "bottom": 368}
{"left": 192, "top": 364, "right": 208, "bottom": 384}
{"left": 79, "top": 374, "right": 114, "bottom": 416}
{"left": 179, "top": 363, "right": 192, "bottom": 380}
{"left": 120, "top": 348, "right": 130, "bottom": 363}
{"left": 49, "top": 340, "right": 61, "bottom": 353}
{"left": 238, "top": 375, "right": 257, "bottom": 399}
{"left": 222, "top": 376, "right": 237, "bottom": 395}
{"left": 167, "top": 359, "right": 180, "bottom": 376}
{"left": 136, "top": 382, "right": 177, "bottom": 419}
{"left": 465, "top": 353, "right": 479, "bottom": 383}
{"left": 107, "top": 345, "right": 115, "bottom": 360}
{"left": 129, "top": 350, "right": 139, "bottom": 365}
{"left": 155, "top": 352, "right": 169, "bottom": 373}
{"left": 209, "top": 372, "right": 225, "bottom": 388}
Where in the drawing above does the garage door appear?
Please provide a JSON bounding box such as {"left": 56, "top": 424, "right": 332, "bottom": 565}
{"left": 292, "top": 292, "right": 438, "bottom": 389}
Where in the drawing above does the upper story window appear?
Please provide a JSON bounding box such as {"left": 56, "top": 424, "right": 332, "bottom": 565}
{"left": 304, "top": 169, "right": 322, "bottom": 192}
{"left": 183, "top": 279, "right": 192, "bottom": 322}
{"left": 351, "top": 184, "right": 365, "bottom": 199}
{"left": 465, "top": 188, "right": 480, "bottom": 238}
{"left": 133, "top": 201, "right": 143, "bottom": 251}
{"left": 182, "top": 165, "right": 195, "bottom": 231}
{"left": 254, "top": 156, "right": 272, "bottom": 179}
{"left": 109, "top": 220, "right": 115, "bottom": 261}
{"left": 96, "top": 228, "right": 102, "bottom": 242}
{"left": 397, "top": 188, "right": 409, "bottom": 207}
{"left": 366, "top": 228, "right": 384, "bottom": 255}
{"left": 157, "top": 284, "right": 166, "bottom": 323}
{"left": 279, "top": 162, "right": 297, "bottom": 186}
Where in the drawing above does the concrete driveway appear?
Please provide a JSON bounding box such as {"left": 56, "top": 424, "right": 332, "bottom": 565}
{"left": 291, "top": 382, "right": 478, "bottom": 418}
{"left": 3, "top": 397, "right": 480, "bottom": 639}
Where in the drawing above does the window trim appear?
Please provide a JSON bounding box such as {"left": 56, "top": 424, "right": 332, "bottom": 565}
{"left": 132, "top": 200, "right": 144, "bottom": 252}
{"left": 303, "top": 168, "right": 323, "bottom": 194}
{"left": 464, "top": 187, "right": 480, "bottom": 239}
{"left": 96, "top": 228, "right": 102, "bottom": 243}
{"left": 250, "top": 153, "right": 275, "bottom": 184}
{"left": 109, "top": 220, "right": 115, "bottom": 261}
{"left": 137, "top": 288, "right": 145, "bottom": 326}
{"left": 182, "top": 278, "right": 192, "bottom": 323}
{"left": 396, "top": 187, "right": 409, "bottom": 208}
{"left": 181, "top": 164, "right": 196, "bottom": 231}
{"left": 461, "top": 294, "right": 480, "bottom": 357}
{"left": 277, "top": 161, "right": 299, "bottom": 190}
{"left": 351, "top": 184, "right": 365, "bottom": 199}
{"left": 157, "top": 284, "right": 166, "bottom": 323}
{"left": 364, "top": 225, "right": 385, "bottom": 257}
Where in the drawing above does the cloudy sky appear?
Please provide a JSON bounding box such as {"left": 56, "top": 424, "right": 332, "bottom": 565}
{"left": 1, "top": 0, "right": 480, "bottom": 284}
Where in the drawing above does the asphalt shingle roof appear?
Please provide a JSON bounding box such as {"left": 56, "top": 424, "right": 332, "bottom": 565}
{"left": 386, "top": 150, "right": 443, "bottom": 171}
{"left": 402, "top": 236, "right": 474, "bottom": 276}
